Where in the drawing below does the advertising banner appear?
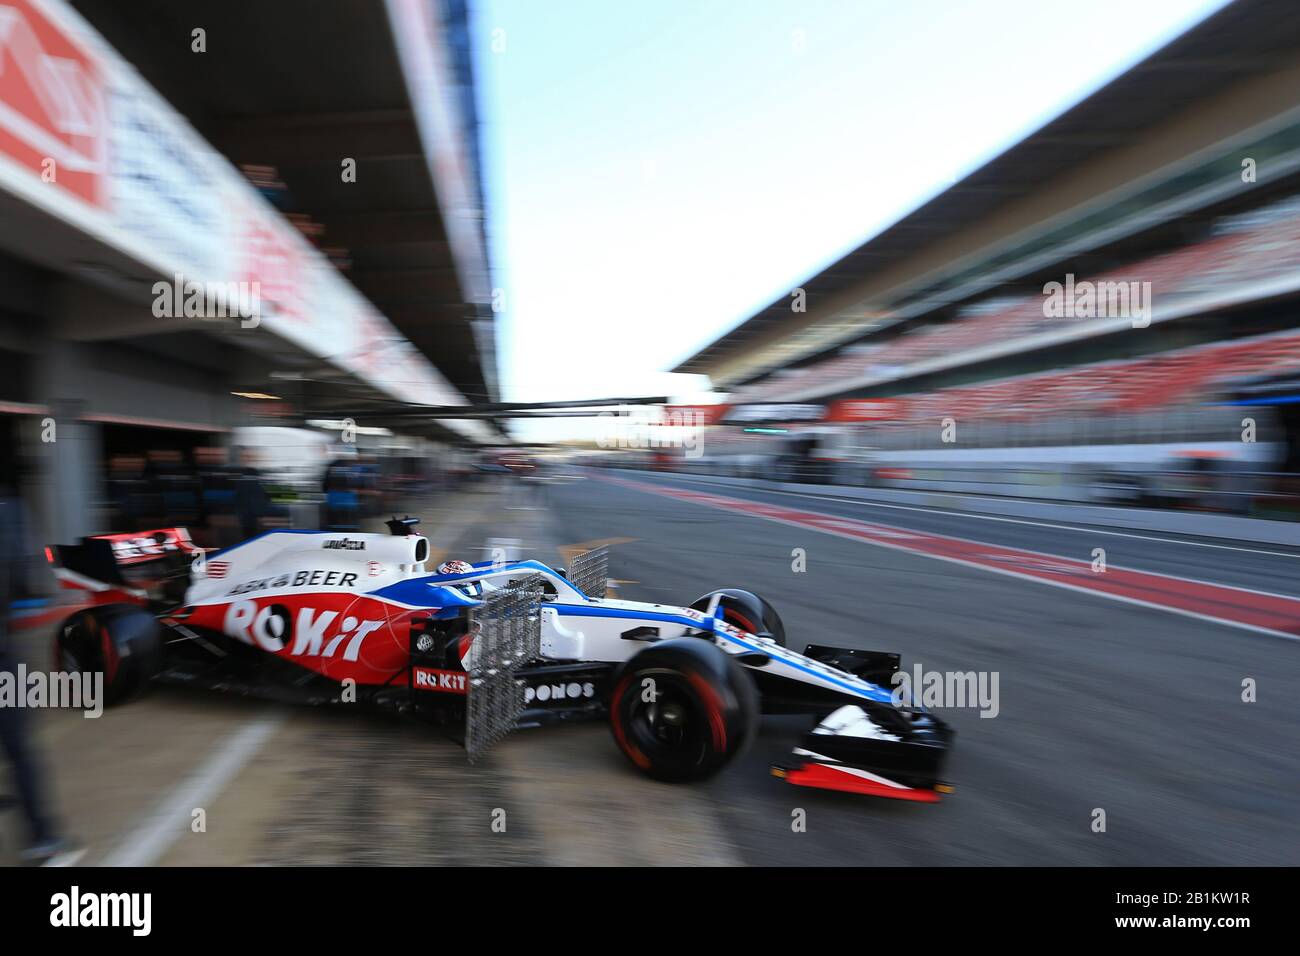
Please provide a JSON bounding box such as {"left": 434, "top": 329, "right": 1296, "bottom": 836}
{"left": 0, "top": 0, "right": 107, "bottom": 207}
{"left": 825, "top": 398, "right": 904, "bottom": 422}
{"left": 0, "top": 0, "right": 480, "bottom": 430}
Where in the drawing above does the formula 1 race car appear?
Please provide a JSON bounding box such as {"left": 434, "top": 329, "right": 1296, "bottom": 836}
{"left": 46, "top": 520, "right": 954, "bottom": 802}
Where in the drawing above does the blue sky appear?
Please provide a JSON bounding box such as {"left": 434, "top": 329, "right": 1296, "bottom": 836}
{"left": 473, "top": 0, "right": 1230, "bottom": 435}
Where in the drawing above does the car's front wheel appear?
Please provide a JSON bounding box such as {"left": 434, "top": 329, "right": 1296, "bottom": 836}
{"left": 608, "top": 638, "right": 758, "bottom": 782}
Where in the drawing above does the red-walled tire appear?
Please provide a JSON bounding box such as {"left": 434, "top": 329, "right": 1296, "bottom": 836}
{"left": 55, "top": 604, "right": 162, "bottom": 706}
{"left": 609, "top": 638, "right": 758, "bottom": 782}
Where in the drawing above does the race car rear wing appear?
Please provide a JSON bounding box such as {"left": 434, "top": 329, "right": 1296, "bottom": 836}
{"left": 47, "top": 527, "right": 201, "bottom": 603}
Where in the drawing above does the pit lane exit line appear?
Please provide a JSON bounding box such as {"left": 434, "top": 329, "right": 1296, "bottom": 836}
{"left": 100, "top": 712, "right": 286, "bottom": 866}
{"left": 658, "top": 472, "right": 1300, "bottom": 561}
{"left": 599, "top": 474, "right": 1300, "bottom": 642}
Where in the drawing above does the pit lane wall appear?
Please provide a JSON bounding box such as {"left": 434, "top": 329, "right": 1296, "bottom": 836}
{"left": 0, "top": 0, "right": 487, "bottom": 438}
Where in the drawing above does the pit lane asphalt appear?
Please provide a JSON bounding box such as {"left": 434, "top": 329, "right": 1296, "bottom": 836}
{"left": 1, "top": 485, "right": 744, "bottom": 867}
{"left": 5, "top": 477, "right": 1295, "bottom": 866}
{"left": 616, "top": 471, "right": 1300, "bottom": 599}
{"left": 541, "top": 472, "right": 1300, "bottom": 865}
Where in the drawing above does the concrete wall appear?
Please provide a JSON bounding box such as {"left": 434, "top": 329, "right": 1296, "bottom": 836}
{"left": 10, "top": 276, "right": 249, "bottom": 545}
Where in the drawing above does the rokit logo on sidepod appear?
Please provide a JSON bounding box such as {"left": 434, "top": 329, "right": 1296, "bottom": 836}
{"left": 223, "top": 600, "right": 384, "bottom": 661}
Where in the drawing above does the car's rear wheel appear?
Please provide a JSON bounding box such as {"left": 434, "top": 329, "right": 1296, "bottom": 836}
{"left": 690, "top": 588, "right": 786, "bottom": 646}
{"left": 56, "top": 604, "right": 162, "bottom": 706}
{"left": 609, "top": 638, "right": 758, "bottom": 782}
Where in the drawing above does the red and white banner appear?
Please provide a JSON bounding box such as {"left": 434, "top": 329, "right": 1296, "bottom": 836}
{"left": 0, "top": 0, "right": 484, "bottom": 435}
{"left": 0, "top": 0, "right": 107, "bottom": 207}
{"left": 825, "top": 398, "right": 904, "bottom": 423}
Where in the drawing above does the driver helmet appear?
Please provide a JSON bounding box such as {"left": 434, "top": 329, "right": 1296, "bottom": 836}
{"left": 438, "top": 559, "right": 482, "bottom": 597}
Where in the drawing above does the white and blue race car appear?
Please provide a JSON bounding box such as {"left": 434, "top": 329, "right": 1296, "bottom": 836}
{"left": 48, "top": 517, "right": 953, "bottom": 802}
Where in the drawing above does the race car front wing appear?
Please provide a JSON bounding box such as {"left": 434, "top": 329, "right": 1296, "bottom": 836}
{"left": 772, "top": 703, "right": 954, "bottom": 803}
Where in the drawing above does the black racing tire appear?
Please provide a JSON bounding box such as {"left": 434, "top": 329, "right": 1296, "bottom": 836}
{"left": 609, "top": 638, "right": 758, "bottom": 783}
{"left": 56, "top": 604, "right": 163, "bottom": 706}
{"left": 689, "top": 588, "right": 786, "bottom": 647}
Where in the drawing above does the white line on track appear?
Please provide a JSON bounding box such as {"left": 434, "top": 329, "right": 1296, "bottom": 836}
{"left": 650, "top": 477, "right": 1299, "bottom": 600}
{"left": 610, "top": 476, "right": 1300, "bottom": 643}
{"left": 100, "top": 712, "right": 285, "bottom": 867}
{"left": 662, "top": 476, "right": 1300, "bottom": 560}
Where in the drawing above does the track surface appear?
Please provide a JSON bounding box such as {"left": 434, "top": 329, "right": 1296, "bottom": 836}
{"left": 549, "top": 472, "right": 1300, "bottom": 865}
{"left": 4, "top": 474, "right": 1296, "bottom": 866}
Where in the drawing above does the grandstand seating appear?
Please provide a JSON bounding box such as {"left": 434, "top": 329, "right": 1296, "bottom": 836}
{"left": 892, "top": 330, "right": 1300, "bottom": 424}
{"left": 734, "top": 192, "right": 1300, "bottom": 404}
